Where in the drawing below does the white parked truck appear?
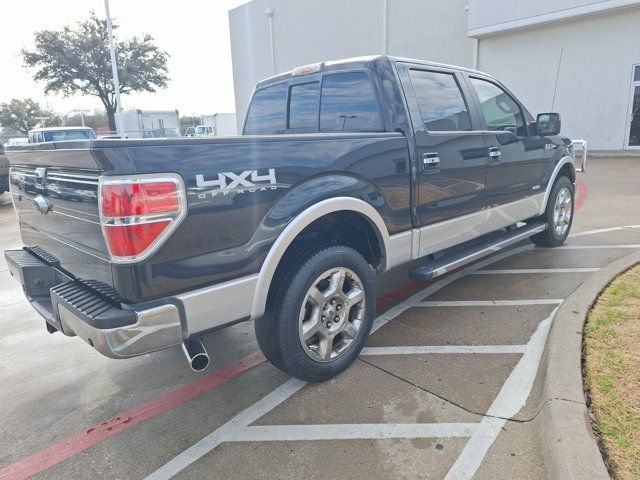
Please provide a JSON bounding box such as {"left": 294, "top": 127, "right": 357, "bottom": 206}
{"left": 116, "top": 109, "right": 181, "bottom": 139}
{"left": 185, "top": 113, "right": 237, "bottom": 137}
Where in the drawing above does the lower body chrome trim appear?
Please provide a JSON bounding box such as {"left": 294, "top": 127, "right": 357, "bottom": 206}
{"left": 178, "top": 274, "right": 258, "bottom": 336}
{"left": 416, "top": 193, "right": 545, "bottom": 259}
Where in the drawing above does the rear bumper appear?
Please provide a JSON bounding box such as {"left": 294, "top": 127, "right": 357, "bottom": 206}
{"left": 5, "top": 248, "right": 183, "bottom": 358}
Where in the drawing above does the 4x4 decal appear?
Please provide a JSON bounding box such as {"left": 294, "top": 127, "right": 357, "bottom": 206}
{"left": 196, "top": 168, "right": 278, "bottom": 197}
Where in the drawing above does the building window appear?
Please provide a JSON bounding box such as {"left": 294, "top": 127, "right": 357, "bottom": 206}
{"left": 244, "top": 83, "right": 287, "bottom": 135}
{"left": 320, "top": 72, "right": 384, "bottom": 132}
{"left": 634, "top": 65, "right": 640, "bottom": 82}
{"left": 409, "top": 70, "right": 472, "bottom": 132}
{"left": 288, "top": 82, "right": 319, "bottom": 131}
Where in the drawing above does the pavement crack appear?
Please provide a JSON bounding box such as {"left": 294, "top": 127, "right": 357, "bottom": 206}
{"left": 358, "top": 358, "right": 585, "bottom": 424}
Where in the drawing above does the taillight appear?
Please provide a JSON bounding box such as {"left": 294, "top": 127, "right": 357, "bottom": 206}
{"left": 98, "top": 175, "right": 186, "bottom": 263}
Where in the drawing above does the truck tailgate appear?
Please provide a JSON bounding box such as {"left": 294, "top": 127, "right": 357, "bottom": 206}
{"left": 7, "top": 145, "right": 113, "bottom": 288}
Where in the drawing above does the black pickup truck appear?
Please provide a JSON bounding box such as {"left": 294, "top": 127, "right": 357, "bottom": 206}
{"left": 5, "top": 56, "right": 578, "bottom": 382}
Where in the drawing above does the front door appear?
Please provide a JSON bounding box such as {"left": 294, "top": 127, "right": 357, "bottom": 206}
{"left": 466, "top": 76, "right": 547, "bottom": 211}
{"left": 627, "top": 65, "right": 640, "bottom": 149}
{"left": 398, "top": 64, "right": 487, "bottom": 257}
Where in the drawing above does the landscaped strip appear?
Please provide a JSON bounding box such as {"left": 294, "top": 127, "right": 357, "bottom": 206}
{"left": 584, "top": 264, "right": 640, "bottom": 480}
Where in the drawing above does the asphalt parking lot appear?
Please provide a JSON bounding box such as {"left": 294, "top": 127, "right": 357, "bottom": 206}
{"left": 2, "top": 157, "right": 640, "bottom": 480}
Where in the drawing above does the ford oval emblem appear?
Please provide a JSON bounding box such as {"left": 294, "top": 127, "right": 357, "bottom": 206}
{"left": 33, "top": 195, "right": 53, "bottom": 215}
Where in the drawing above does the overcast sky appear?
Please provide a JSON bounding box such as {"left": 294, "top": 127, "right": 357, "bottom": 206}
{"left": 0, "top": 0, "right": 248, "bottom": 117}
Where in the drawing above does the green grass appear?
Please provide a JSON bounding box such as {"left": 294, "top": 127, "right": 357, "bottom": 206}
{"left": 584, "top": 264, "right": 640, "bottom": 480}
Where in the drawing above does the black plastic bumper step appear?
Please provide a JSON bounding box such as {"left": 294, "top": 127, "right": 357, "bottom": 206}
{"left": 409, "top": 222, "right": 547, "bottom": 280}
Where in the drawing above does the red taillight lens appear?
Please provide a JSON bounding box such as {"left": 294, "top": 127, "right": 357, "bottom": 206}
{"left": 101, "top": 181, "right": 180, "bottom": 218}
{"left": 99, "top": 176, "right": 185, "bottom": 262}
{"left": 103, "top": 221, "right": 171, "bottom": 257}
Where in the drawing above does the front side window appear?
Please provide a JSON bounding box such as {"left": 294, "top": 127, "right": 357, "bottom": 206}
{"left": 469, "top": 77, "right": 526, "bottom": 135}
{"left": 320, "top": 72, "right": 383, "bottom": 132}
{"left": 244, "top": 83, "right": 287, "bottom": 134}
{"left": 409, "top": 70, "right": 472, "bottom": 132}
{"left": 288, "top": 82, "right": 320, "bottom": 130}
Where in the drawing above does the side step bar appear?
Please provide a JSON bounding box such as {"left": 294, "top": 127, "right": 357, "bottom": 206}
{"left": 409, "top": 222, "right": 547, "bottom": 280}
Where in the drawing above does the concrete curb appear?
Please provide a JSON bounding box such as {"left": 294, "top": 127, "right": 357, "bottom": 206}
{"left": 539, "top": 249, "right": 640, "bottom": 480}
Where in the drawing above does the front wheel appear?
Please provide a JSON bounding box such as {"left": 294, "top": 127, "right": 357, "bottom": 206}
{"left": 530, "top": 175, "right": 574, "bottom": 247}
{"left": 255, "top": 245, "right": 376, "bottom": 382}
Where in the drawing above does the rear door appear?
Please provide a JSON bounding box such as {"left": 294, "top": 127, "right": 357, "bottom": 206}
{"left": 465, "top": 75, "right": 546, "bottom": 211}
{"left": 397, "top": 63, "right": 487, "bottom": 256}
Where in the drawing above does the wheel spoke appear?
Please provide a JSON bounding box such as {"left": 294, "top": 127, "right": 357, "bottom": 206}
{"left": 327, "top": 270, "right": 346, "bottom": 296}
{"left": 302, "top": 311, "right": 321, "bottom": 341}
{"left": 308, "top": 286, "right": 326, "bottom": 306}
{"left": 342, "top": 321, "right": 359, "bottom": 339}
{"left": 346, "top": 287, "right": 363, "bottom": 305}
{"left": 317, "top": 333, "right": 334, "bottom": 360}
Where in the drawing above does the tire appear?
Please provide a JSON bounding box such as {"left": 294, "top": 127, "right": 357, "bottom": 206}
{"left": 530, "top": 175, "right": 574, "bottom": 247}
{"left": 255, "top": 245, "right": 376, "bottom": 382}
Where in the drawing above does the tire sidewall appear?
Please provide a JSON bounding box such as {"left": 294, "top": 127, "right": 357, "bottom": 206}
{"left": 546, "top": 176, "right": 575, "bottom": 245}
{"left": 278, "top": 246, "right": 376, "bottom": 381}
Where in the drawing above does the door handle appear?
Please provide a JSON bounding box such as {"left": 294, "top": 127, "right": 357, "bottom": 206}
{"left": 422, "top": 153, "right": 440, "bottom": 173}
{"left": 488, "top": 147, "right": 501, "bottom": 163}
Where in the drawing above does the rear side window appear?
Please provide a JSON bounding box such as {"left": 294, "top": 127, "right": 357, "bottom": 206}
{"left": 409, "top": 70, "right": 472, "bottom": 132}
{"left": 320, "top": 72, "right": 383, "bottom": 132}
{"left": 244, "top": 83, "right": 287, "bottom": 134}
{"left": 288, "top": 82, "right": 319, "bottom": 130}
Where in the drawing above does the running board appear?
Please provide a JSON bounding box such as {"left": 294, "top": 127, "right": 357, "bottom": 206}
{"left": 409, "top": 222, "right": 547, "bottom": 280}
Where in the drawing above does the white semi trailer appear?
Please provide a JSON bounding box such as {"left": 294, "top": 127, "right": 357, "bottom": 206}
{"left": 117, "top": 110, "right": 181, "bottom": 138}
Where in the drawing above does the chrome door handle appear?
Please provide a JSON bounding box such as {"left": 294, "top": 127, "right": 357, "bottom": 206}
{"left": 488, "top": 147, "right": 501, "bottom": 162}
{"left": 422, "top": 153, "right": 440, "bottom": 165}
{"left": 422, "top": 153, "right": 441, "bottom": 174}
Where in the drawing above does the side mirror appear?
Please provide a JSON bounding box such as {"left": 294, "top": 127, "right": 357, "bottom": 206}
{"left": 536, "top": 112, "right": 561, "bottom": 136}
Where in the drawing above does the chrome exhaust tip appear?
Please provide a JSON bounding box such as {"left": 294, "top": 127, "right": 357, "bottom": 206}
{"left": 182, "top": 338, "right": 209, "bottom": 372}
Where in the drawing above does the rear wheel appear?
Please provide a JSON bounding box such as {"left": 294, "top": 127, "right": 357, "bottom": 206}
{"left": 255, "top": 245, "right": 375, "bottom": 382}
{"left": 530, "top": 175, "right": 574, "bottom": 247}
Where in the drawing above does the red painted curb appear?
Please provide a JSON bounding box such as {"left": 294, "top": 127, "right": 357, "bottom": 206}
{"left": 0, "top": 351, "right": 266, "bottom": 480}
{"left": 575, "top": 178, "right": 587, "bottom": 212}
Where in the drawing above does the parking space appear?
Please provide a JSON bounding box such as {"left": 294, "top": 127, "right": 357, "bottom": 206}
{"left": 1, "top": 158, "right": 640, "bottom": 480}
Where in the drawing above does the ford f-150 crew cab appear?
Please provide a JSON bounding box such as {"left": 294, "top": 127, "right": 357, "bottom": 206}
{"left": 4, "top": 56, "right": 578, "bottom": 382}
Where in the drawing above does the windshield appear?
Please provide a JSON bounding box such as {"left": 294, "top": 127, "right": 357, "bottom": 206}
{"left": 42, "top": 130, "right": 96, "bottom": 142}
{"left": 195, "top": 126, "right": 207, "bottom": 135}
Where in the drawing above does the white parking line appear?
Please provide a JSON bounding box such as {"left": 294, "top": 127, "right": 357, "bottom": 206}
{"left": 228, "top": 423, "right": 483, "bottom": 442}
{"left": 444, "top": 307, "right": 558, "bottom": 479}
{"left": 361, "top": 345, "right": 527, "bottom": 355}
{"left": 569, "top": 225, "right": 640, "bottom": 237}
{"left": 417, "top": 300, "right": 563, "bottom": 307}
{"left": 471, "top": 268, "right": 600, "bottom": 274}
{"left": 145, "top": 378, "right": 307, "bottom": 480}
{"left": 555, "top": 244, "right": 640, "bottom": 249}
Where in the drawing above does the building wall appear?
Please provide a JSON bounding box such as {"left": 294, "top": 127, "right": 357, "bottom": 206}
{"left": 468, "top": 0, "right": 640, "bottom": 36}
{"left": 229, "top": 0, "right": 473, "bottom": 128}
{"left": 477, "top": 7, "right": 640, "bottom": 149}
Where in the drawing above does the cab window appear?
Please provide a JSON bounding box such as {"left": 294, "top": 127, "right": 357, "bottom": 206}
{"left": 469, "top": 77, "right": 527, "bottom": 136}
{"left": 244, "top": 83, "right": 287, "bottom": 134}
{"left": 288, "top": 82, "right": 320, "bottom": 131}
{"left": 409, "top": 69, "right": 472, "bottom": 132}
{"left": 320, "top": 72, "right": 383, "bottom": 132}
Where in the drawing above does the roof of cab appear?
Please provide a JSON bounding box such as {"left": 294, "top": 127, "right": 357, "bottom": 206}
{"left": 254, "top": 55, "right": 492, "bottom": 89}
{"left": 28, "top": 126, "right": 95, "bottom": 133}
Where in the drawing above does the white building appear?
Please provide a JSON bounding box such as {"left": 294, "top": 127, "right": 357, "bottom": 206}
{"left": 229, "top": 0, "right": 640, "bottom": 150}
